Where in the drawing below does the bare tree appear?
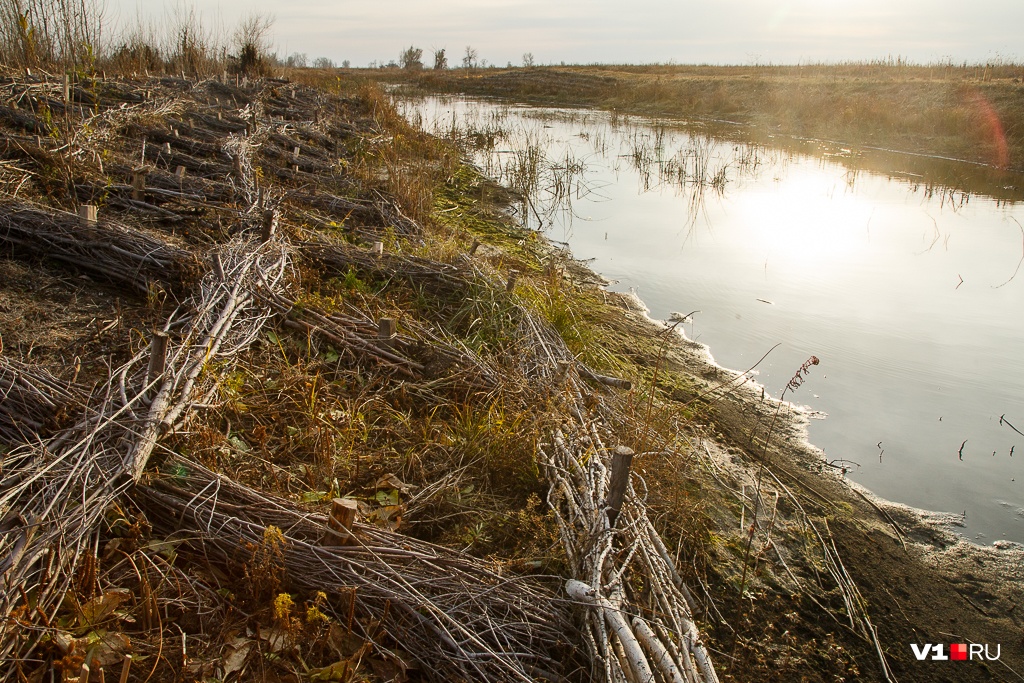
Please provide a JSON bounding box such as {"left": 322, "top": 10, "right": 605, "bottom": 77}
{"left": 433, "top": 47, "right": 447, "bottom": 70}
{"left": 233, "top": 10, "right": 274, "bottom": 76}
{"left": 341, "top": 59, "right": 350, "bottom": 68}
{"left": 286, "top": 52, "right": 308, "bottom": 68}
{"left": 522, "top": 52, "right": 534, "bottom": 68}
{"left": 399, "top": 45, "right": 423, "bottom": 70}
{"left": 462, "top": 45, "right": 477, "bottom": 69}
{"left": 313, "top": 56, "right": 335, "bottom": 69}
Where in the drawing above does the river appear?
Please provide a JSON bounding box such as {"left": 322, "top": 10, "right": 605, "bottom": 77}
{"left": 401, "top": 95, "right": 1024, "bottom": 545}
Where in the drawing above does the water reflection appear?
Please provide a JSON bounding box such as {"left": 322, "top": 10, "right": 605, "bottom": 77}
{"left": 403, "top": 96, "right": 1024, "bottom": 545}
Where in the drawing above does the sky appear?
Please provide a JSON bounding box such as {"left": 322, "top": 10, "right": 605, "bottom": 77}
{"left": 105, "top": 0, "right": 1024, "bottom": 68}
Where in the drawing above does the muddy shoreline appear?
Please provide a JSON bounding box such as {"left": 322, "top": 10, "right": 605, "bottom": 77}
{"left": 592, "top": 277, "right": 1024, "bottom": 680}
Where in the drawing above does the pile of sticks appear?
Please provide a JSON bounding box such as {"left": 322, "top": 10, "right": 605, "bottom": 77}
{"left": 0, "top": 198, "right": 197, "bottom": 294}
{"left": 2, "top": 73, "right": 421, "bottom": 244}
{"left": 539, "top": 407, "right": 719, "bottom": 683}
{"left": 517, "top": 305, "right": 720, "bottom": 682}
{"left": 0, "top": 357, "right": 81, "bottom": 445}
{"left": 300, "top": 239, "right": 481, "bottom": 299}
{"left": 134, "top": 456, "right": 575, "bottom": 683}
{"left": 0, "top": 235, "right": 290, "bottom": 665}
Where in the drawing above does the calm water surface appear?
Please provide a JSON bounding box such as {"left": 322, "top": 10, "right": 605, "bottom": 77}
{"left": 404, "top": 96, "right": 1024, "bottom": 544}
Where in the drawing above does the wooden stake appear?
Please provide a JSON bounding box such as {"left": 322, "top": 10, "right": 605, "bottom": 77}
{"left": 292, "top": 145, "right": 301, "bottom": 160}
{"left": 606, "top": 445, "right": 634, "bottom": 527}
{"left": 146, "top": 332, "right": 169, "bottom": 391}
{"left": 377, "top": 318, "right": 396, "bottom": 348}
{"left": 78, "top": 205, "right": 98, "bottom": 226}
{"left": 174, "top": 165, "right": 186, "bottom": 180}
{"left": 79, "top": 663, "right": 90, "bottom": 683}
{"left": 506, "top": 269, "right": 520, "bottom": 292}
{"left": 131, "top": 168, "right": 148, "bottom": 201}
{"left": 213, "top": 253, "right": 225, "bottom": 281}
{"left": 163, "top": 142, "right": 172, "bottom": 155}
{"left": 325, "top": 498, "right": 358, "bottom": 546}
{"left": 372, "top": 241, "right": 384, "bottom": 257}
{"left": 62, "top": 74, "right": 70, "bottom": 102}
{"left": 261, "top": 209, "right": 277, "bottom": 242}
{"left": 118, "top": 655, "right": 132, "bottom": 683}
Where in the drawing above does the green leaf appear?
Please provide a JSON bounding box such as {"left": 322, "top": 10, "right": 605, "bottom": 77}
{"left": 310, "top": 660, "right": 350, "bottom": 681}
{"left": 145, "top": 538, "right": 181, "bottom": 561}
{"left": 375, "top": 489, "right": 400, "bottom": 507}
{"left": 301, "top": 490, "right": 328, "bottom": 503}
{"left": 266, "top": 330, "right": 280, "bottom": 344}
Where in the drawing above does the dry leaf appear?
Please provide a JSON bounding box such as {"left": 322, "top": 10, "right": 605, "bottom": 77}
{"left": 374, "top": 473, "right": 415, "bottom": 495}
{"left": 81, "top": 632, "right": 131, "bottom": 669}
{"left": 78, "top": 589, "right": 132, "bottom": 626}
{"left": 259, "top": 626, "right": 294, "bottom": 654}
{"left": 327, "top": 623, "right": 365, "bottom": 657}
{"left": 221, "top": 636, "right": 254, "bottom": 677}
{"left": 370, "top": 657, "right": 408, "bottom": 682}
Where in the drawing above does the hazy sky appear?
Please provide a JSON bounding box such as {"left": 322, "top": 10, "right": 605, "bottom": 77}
{"left": 106, "top": 0, "right": 1023, "bottom": 67}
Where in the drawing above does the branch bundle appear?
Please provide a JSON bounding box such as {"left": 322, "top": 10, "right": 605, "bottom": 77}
{"left": 0, "top": 198, "right": 197, "bottom": 294}
{"left": 0, "top": 235, "right": 290, "bottom": 665}
{"left": 0, "top": 356, "right": 81, "bottom": 444}
{"left": 134, "top": 457, "right": 576, "bottom": 683}
{"left": 524, "top": 310, "right": 720, "bottom": 682}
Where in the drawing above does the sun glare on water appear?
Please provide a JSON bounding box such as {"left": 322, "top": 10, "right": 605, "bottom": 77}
{"left": 730, "top": 168, "right": 873, "bottom": 276}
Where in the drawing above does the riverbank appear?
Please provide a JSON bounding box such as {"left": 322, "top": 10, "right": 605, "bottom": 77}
{"left": 390, "top": 63, "right": 1024, "bottom": 179}
{"left": 0, "top": 68, "right": 1020, "bottom": 681}
{"left": 602, "top": 289, "right": 1024, "bottom": 681}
